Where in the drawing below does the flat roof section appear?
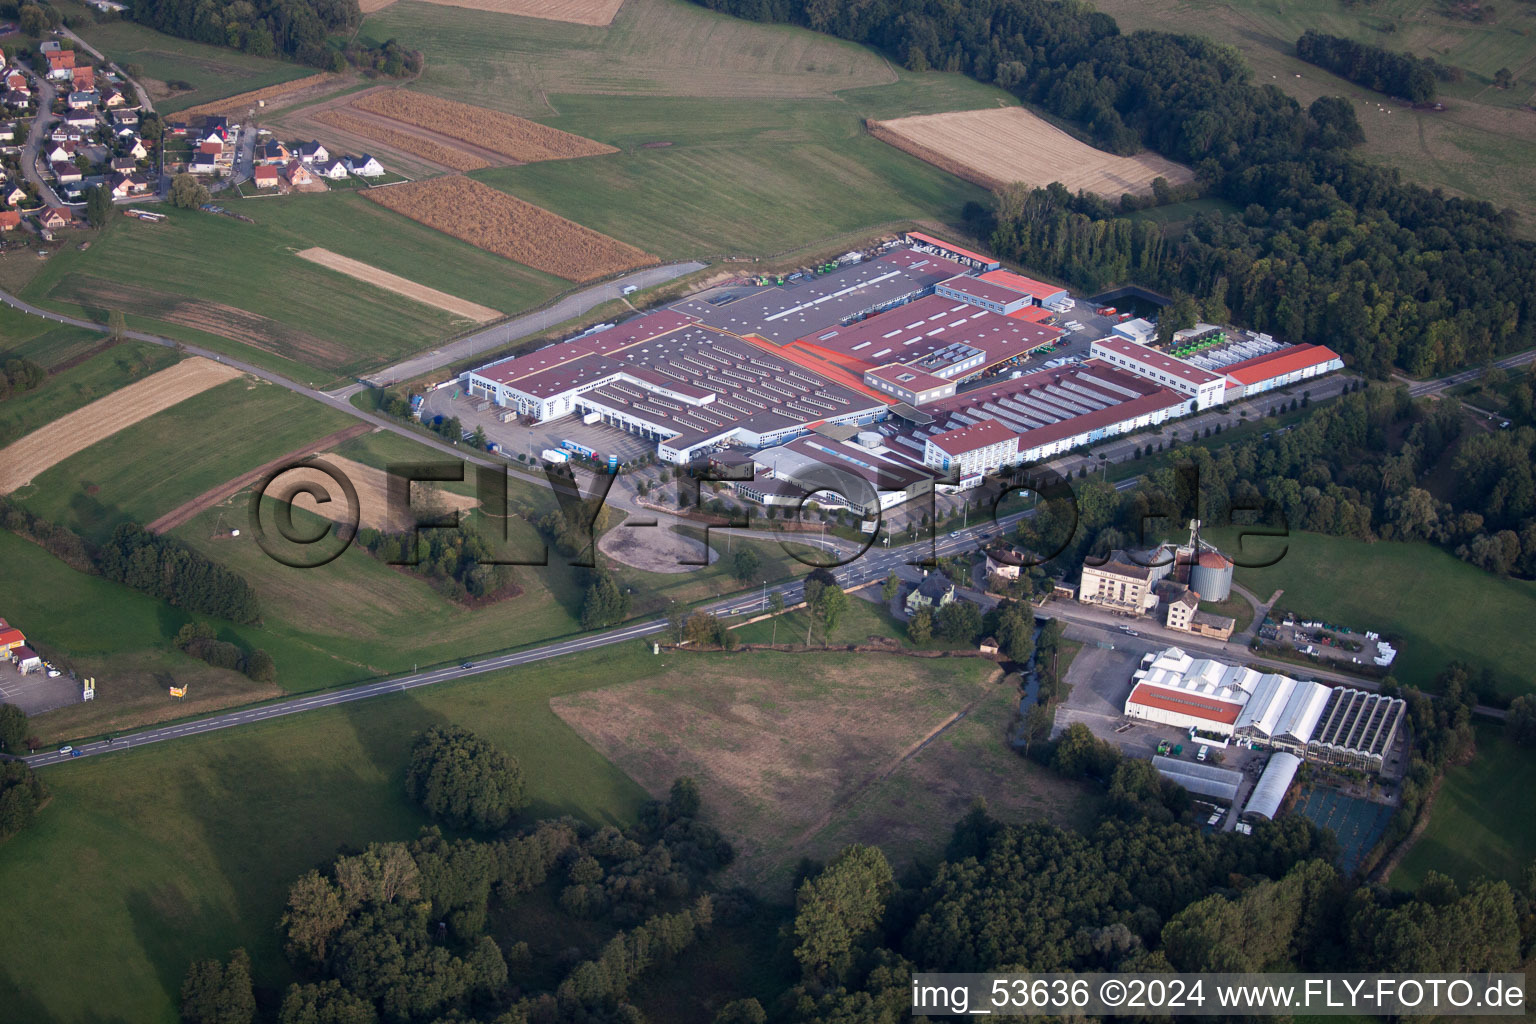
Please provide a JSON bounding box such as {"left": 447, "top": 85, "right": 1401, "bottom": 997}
{"left": 927, "top": 418, "right": 1018, "bottom": 456}
{"left": 978, "top": 268, "right": 1068, "bottom": 301}
{"left": 473, "top": 309, "right": 696, "bottom": 388}
{"left": 795, "top": 294, "right": 1058, "bottom": 370}
{"left": 1092, "top": 336, "right": 1223, "bottom": 386}
{"left": 937, "top": 274, "right": 1030, "bottom": 307}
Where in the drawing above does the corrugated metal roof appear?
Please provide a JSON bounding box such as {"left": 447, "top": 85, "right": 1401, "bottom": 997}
{"left": 1243, "top": 752, "right": 1301, "bottom": 820}
{"left": 1223, "top": 343, "right": 1341, "bottom": 385}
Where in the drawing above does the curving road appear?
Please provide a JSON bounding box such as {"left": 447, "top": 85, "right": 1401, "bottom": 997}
{"left": 19, "top": 69, "right": 63, "bottom": 209}
{"left": 1403, "top": 348, "right": 1536, "bottom": 398}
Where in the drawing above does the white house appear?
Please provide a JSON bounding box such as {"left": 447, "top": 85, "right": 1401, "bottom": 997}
{"left": 314, "top": 158, "right": 349, "bottom": 180}
{"left": 344, "top": 154, "right": 383, "bottom": 178}
{"left": 295, "top": 139, "right": 327, "bottom": 163}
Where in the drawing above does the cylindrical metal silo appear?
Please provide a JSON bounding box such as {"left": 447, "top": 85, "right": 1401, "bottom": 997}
{"left": 1190, "top": 551, "right": 1234, "bottom": 602}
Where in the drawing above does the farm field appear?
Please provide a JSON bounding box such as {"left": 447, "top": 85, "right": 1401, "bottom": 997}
{"left": 1086, "top": 0, "right": 1536, "bottom": 230}
{"left": 1212, "top": 527, "right": 1536, "bottom": 698}
{"left": 176, "top": 73, "right": 336, "bottom": 117}
{"left": 0, "top": 357, "right": 238, "bottom": 495}
{"left": 0, "top": 641, "right": 655, "bottom": 1024}
{"left": 407, "top": 0, "right": 626, "bottom": 24}
{"left": 364, "top": 176, "right": 658, "bottom": 280}
{"left": 311, "top": 108, "right": 491, "bottom": 171}
{"left": 0, "top": 340, "right": 180, "bottom": 448}
{"left": 352, "top": 89, "right": 618, "bottom": 161}
{"left": 0, "top": 301, "right": 107, "bottom": 367}
{"left": 295, "top": 248, "right": 503, "bottom": 322}
{"left": 55, "top": 0, "right": 314, "bottom": 113}
{"left": 21, "top": 197, "right": 566, "bottom": 385}
{"left": 12, "top": 376, "right": 354, "bottom": 543}
{"left": 1392, "top": 723, "right": 1536, "bottom": 889}
{"left": 870, "top": 106, "right": 1195, "bottom": 195}
{"left": 551, "top": 650, "right": 1014, "bottom": 890}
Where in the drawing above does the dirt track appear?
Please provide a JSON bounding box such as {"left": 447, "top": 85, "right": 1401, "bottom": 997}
{"left": 145, "top": 423, "right": 373, "bottom": 534}
{"left": 0, "top": 359, "right": 242, "bottom": 495}
{"left": 874, "top": 106, "right": 1195, "bottom": 196}
{"left": 296, "top": 248, "right": 502, "bottom": 322}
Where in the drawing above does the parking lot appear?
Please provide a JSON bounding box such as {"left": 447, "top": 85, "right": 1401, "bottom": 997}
{"left": 419, "top": 388, "right": 656, "bottom": 466}
{"left": 0, "top": 661, "right": 79, "bottom": 716}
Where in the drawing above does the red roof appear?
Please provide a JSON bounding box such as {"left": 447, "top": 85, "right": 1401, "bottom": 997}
{"left": 0, "top": 210, "right": 20, "bottom": 230}
{"left": 0, "top": 627, "right": 25, "bottom": 646}
{"left": 1007, "top": 305, "right": 1056, "bottom": 323}
{"left": 1198, "top": 551, "right": 1232, "bottom": 569}
{"left": 928, "top": 418, "right": 1018, "bottom": 456}
{"left": 906, "top": 231, "right": 997, "bottom": 267}
{"left": 253, "top": 165, "right": 278, "bottom": 182}
{"left": 979, "top": 269, "right": 1067, "bottom": 301}
{"left": 47, "top": 50, "right": 75, "bottom": 69}
{"left": 1128, "top": 682, "right": 1242, "bottom": 725}
{"left": 1222, "top": 344, "right": 1341, "bottom": 386}
{"left": 937, "top": 274, "right": 1029, "bottom": 307}
{"left": 13, "top": 644, "right": 39, "bottom": 660}
{"left": 198, "top": 140, "right": 222, "bottom": 155}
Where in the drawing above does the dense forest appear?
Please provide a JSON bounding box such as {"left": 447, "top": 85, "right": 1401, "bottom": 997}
{"left": 127, "top": 0, "right": 420, "bottom": 74}
{"left": 1295, "top": 29, "right": 1451, "bottom": 102}
{"left": 178, "top": 725, "right": 1536, "bottom": 1024}
{"left": 691, "top": 0, "right": 1536, "bottom": 379}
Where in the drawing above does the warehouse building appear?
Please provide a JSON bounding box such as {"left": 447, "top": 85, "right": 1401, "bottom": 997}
{"left": 934, "top": 275, "right": 1034, "bottom": 316}
{"left": 903, "top": 230, "right": 1001, "bottom": 272}
{"left": 749, "top": 432, "right": 933, "bottom": 515}
{"left": 976, "top": 269, "right": 1069, "bottom": 309}
{"left": 1221, "top": 344, "right": 1345, "bottom": 399}
{"left": 1090, "top": 336, "right": 1229, "bottom": 410}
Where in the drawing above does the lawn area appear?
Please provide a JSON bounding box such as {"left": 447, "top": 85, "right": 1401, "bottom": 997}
{"left": 11, "top": 376, "right": 355, "bottom": 544}
{"left": 551, "top": 648, "right": 1026, "bottom": 891}
{"left": 0, "top": 340, "right": 180, "bottom": 448}
{"left": 1392, "top": 723, "right": 1536, "bottom": 889}
{"left": 1208, "top": 527, "right": 1536, "bottom": 698}
{"left": 0, "top": 640, "right": 658, "bottom": 1024}
{"left": 0, "top": 301, "right": 106, "bottom": 368}
{"left": 22, "top": 198, "right": 565, "bottom": 386}
{"left": 1087, "top": 0, "right": 1536, "bottom": 232}
{"left": 57, "top": 0, "right": 314, "bottom": 113}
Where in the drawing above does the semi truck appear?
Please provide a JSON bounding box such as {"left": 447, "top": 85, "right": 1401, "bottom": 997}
{"left": 541, "top": 448, "right": 570, "bottom": 464}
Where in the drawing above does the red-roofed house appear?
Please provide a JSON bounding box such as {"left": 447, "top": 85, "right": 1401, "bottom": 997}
{"left": 71, "top": 64, "right": 94, "bottom": 90}
{"left": 252, "top": 164, "right": 278, "bottom": 188}
{"left": 46, "top": 49, "right": 75, "bottom": 77}
{"left": 0, "top": 625, "right": 25, "bottom": 650}
{"left": 38, "top": 206, "right": 70, "bottom": 230}
{"left": 283, "top": 159, "right": 313, "bottom": 187}
{"left": 0, "top": 209, "right": 20, "bottom": 232}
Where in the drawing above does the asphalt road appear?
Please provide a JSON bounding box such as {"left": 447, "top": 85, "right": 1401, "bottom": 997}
{"left": 19, "top": 69, "right": 63, "bottom": 210}
{"left": 22, "top": 507, "right": 1041, "bottom": 768}
{"left": 1404, "top": 347, "right": 1536, "bottom": 398}
{"left": 357, "top": 261, "right": 708, "bottom": 388}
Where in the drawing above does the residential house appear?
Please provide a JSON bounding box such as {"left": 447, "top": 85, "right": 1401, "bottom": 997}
{"left": 46, "top": 141, "right": 76, "bottom": 163}
{"left": 283, "top": 159, "right": 313, "bottom": 187}
{"left": 189, "top": 151, "right": 217, "bottom": 174}
{"left": 110, "top": 108, "right": 139, "bottom": 127}
{"left": 66, "top": 89, "right": 97, "bottom": 110}
{"left": 0, "top": 209, "right": 19, "bottom": 231}
{"left": 344, "top": 153, "right": 384, "bottom": 178}
{"left": 110, "top": 155, "right": 137, "bottom": 173}
{"left": 71, "top": 65, "right": 94, "bottom": 90}
{"left": 51, "top": 160, "right": 81, "bottom": 184}
{"left": 314, "top": 158, "right": 349, "bottom": 180}
{"left": 101, "top": 86, "right": 126, "bottom": 108}
{"left": 252, "top": 163, "right": 278, "bottom": 188}
{"left": 294, "top": 140, "right": 327, "bottom": 164}
{"left": 165, "top": 119, "right": 189, "bottom": 137}
{"left": 124, "top": 136, "right": 146, "bottom": 160}
{"left": 200, "top": 128, "right": 226, "bottom": 147}
{"left": 256, "top": 139, "right": 288, "bottom": 165}
{"left": 905, "top": 572, "right": 956, "bottom": 615}
{"left": 3, "top": 184, "right": 24, "bottom": 206}
{"left": 2, "top": 89, "right": 29, "bottom": 110}
{"left": 110, "top": 170, "right": 149, "bottom": 197}
{"left": 46, "top": 50, "right": 75, "bottom": 78}
{"left": 38, "top": 206, "right": 69, "bottom": 230}
{"left": 197, "top": 139, "right": 224, "bottom": 159}
{"left": 4, "top": 70, "right": 25, "bottom": 91}
{"left": 64, "top": 110, "right": 95, "bottom": 129}
{"left": 0, "top": 120, "right": 14, "bottom": 142}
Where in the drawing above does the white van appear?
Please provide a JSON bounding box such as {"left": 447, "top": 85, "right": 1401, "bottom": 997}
{"left": 1197, "top": 745, "right": 1210, "bottom": 762}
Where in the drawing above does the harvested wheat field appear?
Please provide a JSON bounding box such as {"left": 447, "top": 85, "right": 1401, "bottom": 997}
{"left": 313, "top": 109, "right": 489, "bottom": 171}
{"left": 297, "top": 247, "right": 502, "bottom": 322}
{"left": 364, "top": 176, "right": 656, "bottom": 281}
{"left": 407, "top": 0, "right": 624, "bottom": 25}
{"left": 359, "top": 0, "right": 397, "bottom": 10}
{"left": 352, "top": 90, "right": 617, "bottom": 162}
{"left": 265, "top": 453, "right": 479, "bottom": 531}
{"left": 871, "top": 106, "right": 1194, "bottom": 196}
{"left": 0, "top": 358, "right": 242, "bottom": 494}
{"left": 178, "top": 74, "right": 337, "bottom": 118}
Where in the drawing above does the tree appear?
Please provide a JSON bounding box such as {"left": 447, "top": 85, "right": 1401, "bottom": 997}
{"left": 469, "top": 425, "right": 487, "bottom": 450}
{"left": 731, "top": 546, "right": 760, "bottom": 583}
{"left": 1508, "top": 694, "right": 1536, "bottom": 747}
{"left": 169, "top": 173, "right": 210, "bottom": 209}
{"left": 907, "top": 606, "right": 933, "bottom": 644}
{"left": 0, "top": 703, "right": 27, "bottom": 753}
{"left": 108, "top": 309, "right": 127, "bottom": 342}
{"left": 18, "top": 3, "right": 46, "bottom": 34}
{"left": 245, "top": 649, "right": 277, "bottom": 684}
{"left": 881, "top": 570, "right": 900, "bottom": 602}
{"left": 1021, "top": 703, "right": 1052, "bottom": 757}
{"left": 580, "top": 571, "right": 630, "bottom": 629}
{"left": 280, "top": 870, "right": 348, "bottom": 966}
{"left": 935, "top": 600, "right": 982, "bottom": 644}
{"left": 769, "top": 591, "right": 784, "bottom": 615}
{"left": 406, "top": 725, "right": 527, "bottom": 831}
{"left": 278, "top": 980, "right": 377, "bottom": 1024}
{"left": 793, "top": 844, "right": 894, "bottom": 980}
{"left": 0, "top": 761, "right": 47, "bottom": 843}
{"left": 85, "top": 184, "right": 112, "bottom": 229}
{"left": 180, "top": 948, "right": 255, "bottom": 1024}
{"left": 712, "top": 998, "right": 767, "bottom": 1024}
{"left": 1494, "top": 67, "right": 1513, "bottom": 89}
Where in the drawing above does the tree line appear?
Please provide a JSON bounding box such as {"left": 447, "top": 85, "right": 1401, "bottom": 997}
{"left": 1295, "top": 29, "right": 1453, "bottom": 103}
{"left": 99, "top": 522, "right": 262, "bottom": 624}
{"left": 691, "top": 0, "right": 1536, "bottom": 380}
{"left": 128, "top": 0, "right": 420, "bottom": 75}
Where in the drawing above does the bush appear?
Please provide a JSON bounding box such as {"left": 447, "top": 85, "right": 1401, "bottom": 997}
{"left": 406, "top": 725, "right": 527, "bottom": 832}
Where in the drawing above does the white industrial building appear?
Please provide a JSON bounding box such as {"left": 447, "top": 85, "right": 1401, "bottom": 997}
{"left": 1243, "top": 752, "right": 1302, "bottom": 820}
{"left": 1090, "top": 336, "right": 1229, "bottom": 410}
